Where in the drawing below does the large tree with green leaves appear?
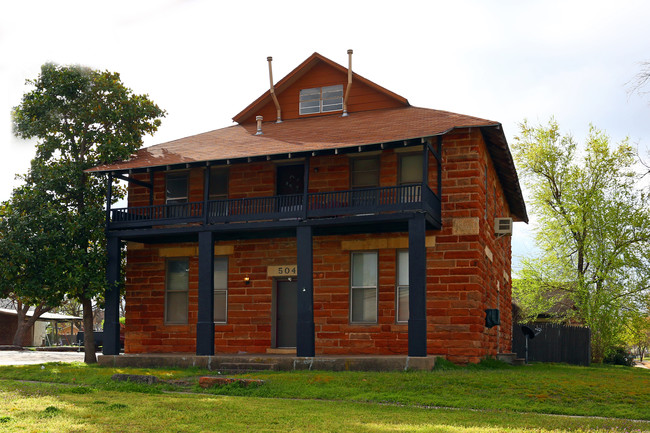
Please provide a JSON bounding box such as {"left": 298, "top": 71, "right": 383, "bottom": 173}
{"left": 512, "top": 119, "right": 650, "bottom": 362}
{"left": 0, "top": 184, "right": 70, "bottom": 345}
{"left": 10, "top": 63, "right": 164, "bottom": 362}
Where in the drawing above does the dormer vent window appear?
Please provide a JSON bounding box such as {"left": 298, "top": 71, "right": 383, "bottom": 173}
{"left": 299, "top": 84, "right": 343, "bottom": 115}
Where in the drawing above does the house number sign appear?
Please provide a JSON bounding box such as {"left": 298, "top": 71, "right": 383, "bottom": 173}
{"left": 267, "top": 265, "right": 297, "bottom": 277}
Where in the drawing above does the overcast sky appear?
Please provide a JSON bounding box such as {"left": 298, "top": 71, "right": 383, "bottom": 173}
{"left": 1, "top": 0, "right": 649, "bottom": 270}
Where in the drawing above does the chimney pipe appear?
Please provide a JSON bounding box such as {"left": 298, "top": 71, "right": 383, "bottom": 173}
{"left": 256, "top": 116, "right": 263, "bottom": 135}
{"left": 267, "top": 56, "right": 282, "bottom": 123}
{"left": 342, "top": 49, "right": 353, "bottom": 117}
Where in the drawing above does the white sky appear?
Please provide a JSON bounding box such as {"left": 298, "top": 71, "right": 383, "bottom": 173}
{"left": 1, "top": 0, "right": 649, "bottom": 271}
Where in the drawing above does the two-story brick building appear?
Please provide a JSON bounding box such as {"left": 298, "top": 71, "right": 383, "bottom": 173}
{"left": 90, "top": 51, "right": 527, "bottom": 365}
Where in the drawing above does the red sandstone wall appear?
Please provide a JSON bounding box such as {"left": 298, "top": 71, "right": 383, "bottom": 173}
{"left": 124, "top": 128, "right": 513, "bottom": 363}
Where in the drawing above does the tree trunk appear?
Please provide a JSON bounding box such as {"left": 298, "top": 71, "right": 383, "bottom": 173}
{"left": 81, "top": 295, "right": 97, "bottom": 364}
{"left": 12, "top": 304, "right": 30, "bottom": 347}
{"left": 12, "top": 302, "right": 51, "bottom": 347}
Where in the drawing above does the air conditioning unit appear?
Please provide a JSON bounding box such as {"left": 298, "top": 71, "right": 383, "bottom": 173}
{"left": 494, "top": 217, "right": 513, "bottom": 236}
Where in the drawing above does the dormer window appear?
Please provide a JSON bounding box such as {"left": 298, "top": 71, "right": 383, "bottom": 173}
{"left": 299, "top": 84, "right": 343, "bottom": 115}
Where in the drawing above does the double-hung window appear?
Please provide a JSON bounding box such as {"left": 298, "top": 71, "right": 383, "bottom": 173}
{"left": 213, "top": 256, "right": 228, "bottom": 323}
{"left": 299, "top": 84, "right": 343, "bottom": 115}
{"left": 166, "top": 172, "right": 189, "bottom": 218}
{"left": 350, "top": 252, "right": 378, "bottom": 323}
{"left": 166, "top": 172, "right": 189, "bottom": 204}
{"left": 165, "top": 258, "right": 189, "bottom": 324}
{"left": 396, "top": 251, "right": 409, "bottom": 323}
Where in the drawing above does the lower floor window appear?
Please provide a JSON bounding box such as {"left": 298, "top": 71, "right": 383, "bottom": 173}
{"left": 214, "top": 256, "right": 228, "bottom": 323}
{"left": 350, "top": 252, "right": 378, "bottom": 323}
{"left": 165, "top": 258, "right": 189, "bottom": 324}
{"left": 396, "top": 250, "right": 409, "bottom": 323}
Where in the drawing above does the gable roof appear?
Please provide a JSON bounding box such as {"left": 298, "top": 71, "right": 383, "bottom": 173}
{"left": 232, "top": 52, "right": 409, "bottom": 124}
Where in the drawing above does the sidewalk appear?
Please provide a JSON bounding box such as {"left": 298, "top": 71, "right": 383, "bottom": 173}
{"left": 0, "top": 349, "right": 89, "bottom": 365}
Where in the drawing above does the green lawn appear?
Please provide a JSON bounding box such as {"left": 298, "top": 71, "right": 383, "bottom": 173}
{"left": 0, "top": 360, "right": 649, "bottom": 432}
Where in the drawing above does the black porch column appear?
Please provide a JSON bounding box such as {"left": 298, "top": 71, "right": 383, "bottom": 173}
{"left": 408, "top": 212, "right": 427, "bottom": 357}
{"left": 103, "top": 235, "right": 121, "bottom": 355}
{"left": 196, "top": 231, "right": 215, "bottom": 355}
{"left": 296, "top": 225, "right": 315, "bottom": 357}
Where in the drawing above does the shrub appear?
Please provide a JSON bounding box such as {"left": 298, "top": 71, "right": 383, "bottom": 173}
{"left": 603, "top": 347, "right": 635, "bottom": 367}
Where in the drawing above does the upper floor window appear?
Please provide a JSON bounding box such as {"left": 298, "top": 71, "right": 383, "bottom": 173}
{"left": 399, "top": 153, "right": 423, "bottom": 185}
{"left": 299, "top": 84, "right": 343, "bottom": 115}
{"left": 351, "top": 157, "right": 380, "bottom": 188}
{"left": 166, "top": 172, "right": 188, "bottom": 204}
{"left": 209, "top": 167, "right": 229, "bottom": 200}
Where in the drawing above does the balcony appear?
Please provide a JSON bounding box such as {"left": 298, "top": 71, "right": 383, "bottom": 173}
{"left": 108, "top": 184, "right": 440, "bottom": 231}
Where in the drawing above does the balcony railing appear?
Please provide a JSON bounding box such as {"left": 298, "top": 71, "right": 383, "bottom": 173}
{"left": 109, "top": 184, "right": 439, "bottom": 229}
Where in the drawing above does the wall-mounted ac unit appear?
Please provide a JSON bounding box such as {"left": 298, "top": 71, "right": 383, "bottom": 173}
{"left": 494, "top": 217, "right": 513, "bottom": 236}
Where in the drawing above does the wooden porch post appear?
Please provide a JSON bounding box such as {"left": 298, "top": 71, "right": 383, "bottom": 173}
{"left": 296, "top": 225, "right": 315, "bottom": 357}
{"left": 103, "top": 235, "right": 121, "bottom": 355}
{"left": 197, "top": 231, "right": 215, "bottom": 355}
{"left": 408, "top": 213, "right": 427, "bottom": 357}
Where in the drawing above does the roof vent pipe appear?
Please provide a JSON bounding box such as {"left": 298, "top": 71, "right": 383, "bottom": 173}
{"left": 255, "top": 116, "right": 263, "bottom": 135}
{"left": 342, "top": 49, "right": 353, "bottom": 117}
{"left": 267, "top": 57, "right": 282, "bottom": 123}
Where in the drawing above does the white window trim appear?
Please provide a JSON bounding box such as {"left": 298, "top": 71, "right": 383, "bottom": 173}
{"left": 213, "top": 256, "right": 228, "bottom": 324}
{"left": 349, "top": 251, "right": 378, "bottom": 324}
{"left": 299, "top": 84, "right": 343, "bottom": 115}
{"left": 165, "top": 257, "right": 189, "bottom": 325}
{"left": 396, "top": 250, "right": 409, "bottom": 324}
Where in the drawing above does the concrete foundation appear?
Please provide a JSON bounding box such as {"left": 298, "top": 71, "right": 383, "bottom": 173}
{"left": 98, "top": 353, "right": 436, "bottom": 372}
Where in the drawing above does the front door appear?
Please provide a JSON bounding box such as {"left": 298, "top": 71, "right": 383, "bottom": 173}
{"left": 275, "top": 280, "right": 298, "bottom": 348}
{"left": 277, "top": 164, "right": 304, "bottom": 214}
{"left": 277, "top": 164, "right": 304, "bottom": 196}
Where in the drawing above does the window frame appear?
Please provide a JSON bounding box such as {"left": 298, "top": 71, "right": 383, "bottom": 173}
{"left": 396, "top": 250, "right": 409, "bottom": 324}
{"left": 164, "top": 257, "right": 189, "bottom": 325}
{"left": 213, "top": 256, "right": 228, "bottom": 324}
{"left": 350, "top": 156, "right": 380, "bottom": 189}
{"left": 166, "top": 171, "right": 189, "bottom": 204}
{"left": 209, "top": 167, "right": 229, "bottom": 200}
{"left": 299, "top": 84, "right": 344, "bottom": 115}
{"left": 349, "top": 251, "right": 379, "bottom": 324}
{"left": 398, "top": 152, "right": 424, "bottom": 185}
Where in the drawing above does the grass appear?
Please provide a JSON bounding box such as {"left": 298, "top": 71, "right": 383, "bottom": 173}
{"left": 0, "top": 360, "right": 649, "bottom": 432}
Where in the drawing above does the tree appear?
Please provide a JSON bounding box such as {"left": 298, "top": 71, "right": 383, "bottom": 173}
{"left": 629, "top": 61, "right": 650, "bottom": 97}
{"left": 11, "top": 63, "right": 165, "bottom": 362}
{"left": 624, "top": 312, "right": 650, "bottom": 362}
{"left": 0, "top": 185, "right": 70, "bottom": 345}
{"left": 512, "top": 119, "right": 650, "bottom": 362}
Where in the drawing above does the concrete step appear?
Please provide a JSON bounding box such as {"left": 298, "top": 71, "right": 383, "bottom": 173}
{"left": 496, "top": 353, "right": 527, "bottom": 366}
{"left": 218, "top": 362, "right": 277, "bottom": 372}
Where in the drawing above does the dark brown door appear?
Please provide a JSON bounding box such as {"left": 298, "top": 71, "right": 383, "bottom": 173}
{"left": 277, "top": 164, "right": 304, "bottom": 195}
{"left": 276, "top": 280, "right": 297, "bottom": 348}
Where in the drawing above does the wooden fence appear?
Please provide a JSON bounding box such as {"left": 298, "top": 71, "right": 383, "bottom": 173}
{"left": 512, "top": 323, "right": 591, "bottom": 366}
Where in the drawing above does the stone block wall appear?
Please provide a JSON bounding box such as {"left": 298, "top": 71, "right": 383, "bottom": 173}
{"left": 123, "top": 127, "right": 513, "bottom": 363}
